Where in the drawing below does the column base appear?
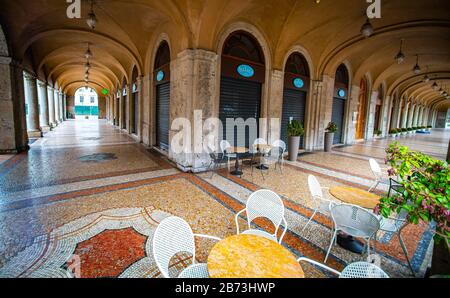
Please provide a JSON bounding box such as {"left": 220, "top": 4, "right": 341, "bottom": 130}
{"left": 27, "top": 130, "right": 43, "bottom": 138}
{"left": 41, "top": 126, "right": 51, "bottom": 133}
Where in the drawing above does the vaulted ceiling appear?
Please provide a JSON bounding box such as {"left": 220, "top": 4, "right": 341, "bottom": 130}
{"left": 0, "top": 0, "right": 449, "bottom": 110}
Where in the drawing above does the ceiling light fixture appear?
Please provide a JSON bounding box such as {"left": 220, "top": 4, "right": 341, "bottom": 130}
{"left": 413, "top": 55, "right": 421, "bottom": 74}
{"left": 360, "top": 18, "right": 374, "bottom": 38}
{"left": 394, "top": 39, "right": 406, "bottom": 64}
{"left": 432, "top": 82, "right": 439, "bottom": 91}
{"left": 85, "top": 61, "right": 91, "bottom": 71}
{"left": 85, "top": 43, "right": 93, "bottom": 59}
{"left": 86, "top": 1, "right": 98, "bottom": 30}
{"left": 422, "top": 74, "right": 430, "bottom": 83}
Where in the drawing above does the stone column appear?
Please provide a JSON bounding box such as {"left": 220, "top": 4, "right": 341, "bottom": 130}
{"left": 53, "top": 89, "right": 59, "bottom": 124}
{"left": 391, "top": 96, "right": 401, "bottom": 129}
{"left": 47, "top": 86, "right": 56, "bottom": 127}
{"left": 142, "top": 74, "right": 152, "bottom": 146}
{"left": 168, "top": 49, "right": 220, "bottom": 172}
{"left": 313, "top": 75, "right": 335, "bottom": 150}
{"left": 346, "top": 84, "right": 360, "bottom": 144}
{"left": 411, "top": 105, "right": 420, "bottom": 127}
{"left": 401, "top": 101, "right": 409, "bottom": 128}
{"left": 37, "top": 81, "right": 50, "bottom": 132}
{"left": 267, "top": 69, "right": 284, "bottom": 145}
{"left": 381, "top": 95, "right": 391, "bottom": 136}
{"left": 0, "top": 58, "right": 28, "bottom": 153}
{"left": 62, "top": 93, "right": 67, "bottom": 121}
{"left": 407, "top": 103, "right": 415, "bottom": 128}
{"left": 366, "top": 90, "right": 378, "bottom": 139}
{"left": 24, "top": 73, "right": 42, "bottom": 138}
{"left": 59, "top": 92, "right": 64, "bottom": 122}
{"left": 419, "top": 106, "right": 425, "bottom": 126}
{"left": 124, "top": 85, "right": 131, "bottom": 132}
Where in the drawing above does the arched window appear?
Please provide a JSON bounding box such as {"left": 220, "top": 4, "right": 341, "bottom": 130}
{"left": 154, "top": 41, "right": 170, "bottom": 69}
{"left": 285, "top": 53, "right": 310, "bottom": 77}
{"left": 222, "top": 32, "right": 264, "bottom": 64}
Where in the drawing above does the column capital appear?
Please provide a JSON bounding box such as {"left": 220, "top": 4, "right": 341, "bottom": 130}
{"left": 37, "top": 81, "right": 47, "bottom": 88}
{"left": 23, "top": 72, "right": 37, "bottom": 81}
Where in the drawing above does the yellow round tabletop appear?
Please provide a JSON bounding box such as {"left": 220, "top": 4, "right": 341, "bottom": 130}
{"left": 207, "top": 234, "right": 304, "bottom": 278}
{"left": 228, "top": 147, "right": 249, "bottom": 154}
{"left": 329, "top": 186, "right": 381, "bottom": 209}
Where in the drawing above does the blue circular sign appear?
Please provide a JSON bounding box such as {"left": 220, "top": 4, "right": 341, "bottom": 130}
{"left": 338, "top": 89, "right": 346, "bottom": 98}
{"left": 156, "top": 70, "right": 165, "bottom": 82}
{"left": 237, "top": 64, "right": 255, "bottom": 78}
{"left": 293, "top": 78, "right": 304, "bottom": 89}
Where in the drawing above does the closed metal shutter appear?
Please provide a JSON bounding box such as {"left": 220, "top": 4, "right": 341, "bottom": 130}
{"left": 156, "top": 82, "right": 170, "bottom": 150}
{"left": 281, "top": 89, "right": 306, "bottom": 148}
{"left": 332, "top": 97, "right": 345, "bottom": 144}
{"left": 219, "top": 77, "right": 261, "bottom": 150}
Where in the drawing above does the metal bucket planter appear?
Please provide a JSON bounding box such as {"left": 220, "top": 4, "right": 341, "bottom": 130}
{"left": 324, "top": 132, "right": 334, "bottom": 152}
{"left": 288, "top": 136, "right": 301, "bottom": 161}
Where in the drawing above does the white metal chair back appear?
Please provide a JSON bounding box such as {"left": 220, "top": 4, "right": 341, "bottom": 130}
{"left": 272, "top": 140, "right": 286, "bottom": 154}
{"left": 246, "top": 190, "right": 285, "bottom": 237}
{"left": 308, "top": 175, "right": 331, "bottom": 212}
{"left": 152, "top": 216, "right": 196, "bottom": 278}
{"left": 340, "top": 262, "right": 389, "bottom": 278}
{"left": 220, "top": 140, "right": 232, "bottom": 154}
{"left": 369, "top": 158, "right": 383, "bottom": 180}
{"left": 331, "top": 204, "right": 380, "bottom": 237}
{"left": 251, "top": 138, "right": 267, "bottom": 153}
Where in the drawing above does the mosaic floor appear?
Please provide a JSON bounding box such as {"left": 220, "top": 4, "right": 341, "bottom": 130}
{"left": 0, "top": 120, "right": 445, "bottom": 278}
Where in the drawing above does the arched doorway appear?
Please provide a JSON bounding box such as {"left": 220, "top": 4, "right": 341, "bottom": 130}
{"left": 355, "top": 78, "right": 368, "bottom": 139}
{"left": 374, "top": 84, "right": 384, "bottom": 133}
{"left": 131, "top": 66, "right": 139, "bottom": 134}
{"left": 74, "top": 87, "right": 99, "bottom": 120}
{"left": 331, "top": 64, "right": 349, "bottom": 144}
{"left": 281, "top": 53, "right": 310, "bottom": 149}
{"left": 219, "top": 31, "right": 265, "bottom": 149}
{"left": 154, "top": 41, "right": 171, "bottom": 151}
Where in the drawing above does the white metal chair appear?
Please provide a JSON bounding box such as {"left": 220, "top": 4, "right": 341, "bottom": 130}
{"left": 298, "top": 258, "right": 389, "bottom": 278}
{"left": 377, "top": 209, "right": 415, "bottom": 276}
{"left": 235, "top": 189, "right": 288, "bottom": 243}
{"left": 206, "top": 144, "right": 227, "bottom": 178}
{"left": 301, "top": 175, "right": 336, "bottom": 234}
{"left": 272, "top": 139, "right": 286, "bottom": 168}
{"left": 324, "top": 204, "right": 380, "bottom": 263}
{"left": 256, "top": 145, "right": 285, "bottom": 179}
{"left": 152, "top": 216, "right": 221, "bottom": 278}
{"left": 368, "top": 158, "right": 391, "bottom": 192}
{"left": 220, "top": 140, "right": 236, "bottom": 171}
{"left": 250, "top": 138, "right": 267, "bottom": 162}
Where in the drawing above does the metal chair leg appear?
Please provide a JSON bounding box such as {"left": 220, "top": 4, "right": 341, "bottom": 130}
{"left": 398, "top": 233, "right": 415, "bottom": 277}
{"left": 324, "top": 230, "right": 338, "bottom": 263}
{"left": 368, "top": 180, "right": 380, "bottom": 192}
{"left": 300, "top": 209, "right": 318, "bottom": 234}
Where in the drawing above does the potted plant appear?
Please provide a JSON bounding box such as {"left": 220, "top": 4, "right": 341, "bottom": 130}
{"left": 324, "top": 122, "right": 337, "bottom": 152}
{"left": 390, "top": 129, "right": 398, "bottom": 138}
{"left": 287, "top": 120, "right": 305, "bottom": 161}
{"left": 376, "top": 142, "right": 449, "bottom": 276}
{"left": 374, "top": 130, "right": 382, "bottom": 139}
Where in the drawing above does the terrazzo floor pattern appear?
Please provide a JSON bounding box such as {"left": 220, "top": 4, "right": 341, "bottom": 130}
{"left": 0, "top": 120, "right": 440, "bottom": 278}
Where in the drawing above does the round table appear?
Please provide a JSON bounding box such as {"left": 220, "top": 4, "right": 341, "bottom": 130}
{"left": 207, "top": 234, "right": 304, "bottom": 278}
{"left": 329, "top": 186, "right": 381, "bottom": 254}
{"left": 329, "top": 186, "right": 381, "bottom": 209}
{"left": 227, "top": 147, "right": 249, "bottom": 176}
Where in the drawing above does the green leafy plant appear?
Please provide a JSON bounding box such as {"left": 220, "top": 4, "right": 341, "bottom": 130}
{"left": 288, "top": 120, "right": 305, "bottom": 137}
{"left": 375, "top": 142, "right": 450, "bottom": 250}
{"left": 325, "top": 122, "right": 338, "bottom": 133}
{"left": 374, "top": 130, "right": 382, "bottom": 136}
